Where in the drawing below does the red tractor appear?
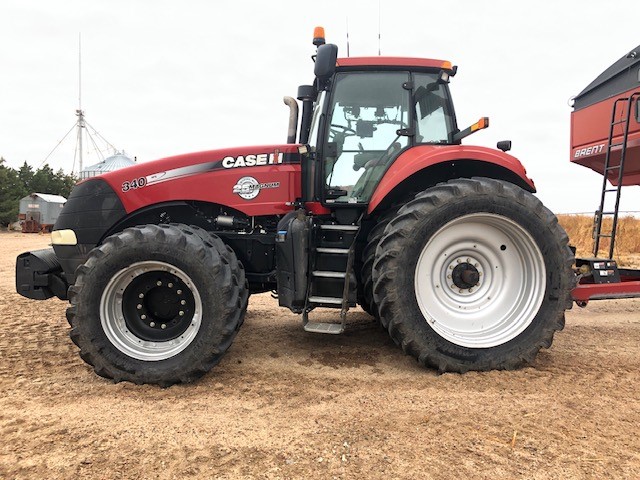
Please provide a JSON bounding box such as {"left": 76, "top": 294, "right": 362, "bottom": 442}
{"left": 16, "top": 29, "right": 574, "bottom": 386}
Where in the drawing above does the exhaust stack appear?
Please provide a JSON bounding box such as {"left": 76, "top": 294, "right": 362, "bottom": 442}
{"left": 283, "top": 96, "right": 299, "bottom": 144}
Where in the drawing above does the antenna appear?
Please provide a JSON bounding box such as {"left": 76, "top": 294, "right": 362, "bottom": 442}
{"left": 346, "top": 18, "right": 350, "bottom": 57}
{"left": 77, "top": 33, "right": 84, "bottom": 175}
{"left": 78, "top": 33, "right": 82, "bottom": 110}
{"left": 378, "top": 0, "right": 381, "bottom": 56}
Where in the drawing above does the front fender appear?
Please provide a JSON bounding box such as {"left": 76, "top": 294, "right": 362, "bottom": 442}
{"left": 367, "top": 145, "right": 536, "bottom": 213}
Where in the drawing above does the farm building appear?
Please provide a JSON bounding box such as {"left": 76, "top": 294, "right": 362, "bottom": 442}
{"left": 18, "top": 193, "right": 67, "bottom": 233}
{"left": 80, "top": 152, "right": 135, "bottom": 179}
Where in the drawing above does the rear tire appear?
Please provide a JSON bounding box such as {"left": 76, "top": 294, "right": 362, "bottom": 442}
{"left": 372, "top": 178, "right": 573, "bottom": 372}
{"left": 66, "top": 224, "right": 248, "bottom": 386}
{"left": 358, "top": 208, "right": 398, "bottom": 318}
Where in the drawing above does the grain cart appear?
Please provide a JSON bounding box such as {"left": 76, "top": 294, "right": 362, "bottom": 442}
{"left": 570, "top": 45, "right": 640, "bottom": 304}
{"left": 16, "top": 29, "right": 573, "bottom": 385}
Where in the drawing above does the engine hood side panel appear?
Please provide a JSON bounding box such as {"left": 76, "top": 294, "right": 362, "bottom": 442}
{"left": 95, "top": 144, "right": 302, "bottom": 216}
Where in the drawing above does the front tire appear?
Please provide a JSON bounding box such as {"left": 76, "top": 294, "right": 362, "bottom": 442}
{"left": 372, "top": 178, "right": 573, "bottom": 372}
{"left": 67, "top": 224, "right": 248, "bottom": 386}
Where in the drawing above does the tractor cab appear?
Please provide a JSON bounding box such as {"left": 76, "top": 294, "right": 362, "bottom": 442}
{"left": 298, "top": 40, "right": 459, "bottom": 208}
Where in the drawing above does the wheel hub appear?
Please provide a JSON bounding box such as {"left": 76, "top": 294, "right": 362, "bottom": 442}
{"left": 445, "top": 256, "right": 484, "bottom": 295}
{"left": 122, "top": 271, "right": 195, "bottom": 342}
{"left": 451, "top": 262, "right": 480, "bottom": 289}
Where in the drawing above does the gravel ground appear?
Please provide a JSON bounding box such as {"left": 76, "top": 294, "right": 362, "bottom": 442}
{"left": 1, "top": 231, "right": 639, "bottom": 479}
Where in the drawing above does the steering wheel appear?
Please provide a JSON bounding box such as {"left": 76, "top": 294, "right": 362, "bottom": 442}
{"left": 329, "top": 124, "right": 356, "bottom": 139}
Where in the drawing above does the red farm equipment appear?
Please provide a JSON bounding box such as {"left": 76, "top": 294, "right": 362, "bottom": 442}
{"left": 570, "top": 45, "right": 640, "bottom": 305}
{"left": 15, "top": 28, "right": 575, "bottom": 386}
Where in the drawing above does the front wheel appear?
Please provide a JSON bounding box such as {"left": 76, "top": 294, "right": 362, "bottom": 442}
{"left": 372, "top": 178, "right": 574, "bottom": 372}
{"left": 67, "top": 224, "right": 248, "bottom": 386}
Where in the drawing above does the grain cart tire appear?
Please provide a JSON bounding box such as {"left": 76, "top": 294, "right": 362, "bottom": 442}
{"left": 358, "top": 208, "right": 399, "bottom": 319}
{"left": 66, "top": 223, "right": 247, "bottom": 386}
{"left": 372, "top": 177, "right": 573, "bottom": 372}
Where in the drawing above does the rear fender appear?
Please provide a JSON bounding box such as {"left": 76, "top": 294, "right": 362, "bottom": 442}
{"left": 368, "top": 145, "right": 536, "bottom": 214}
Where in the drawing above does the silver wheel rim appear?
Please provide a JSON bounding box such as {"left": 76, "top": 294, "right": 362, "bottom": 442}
{"left": 414, "top": 213, "right": 546, "bottom": 348}
{"left": 100, "top": 261, "right": 203, "bottom": 361}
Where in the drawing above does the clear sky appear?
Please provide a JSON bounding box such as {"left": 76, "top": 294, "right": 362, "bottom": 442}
{"left": 1, "top": 0, "right": 639, "bottom": 215}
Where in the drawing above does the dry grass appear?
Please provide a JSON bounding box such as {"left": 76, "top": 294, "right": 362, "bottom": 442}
{"left": 557, "top": 214, "right": 640, "bottom": 266}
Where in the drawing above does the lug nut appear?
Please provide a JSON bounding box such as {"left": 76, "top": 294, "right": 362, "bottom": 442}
{"left": 156, "top": 281, "right": 162, "bottom": 286}
{"left": 137, "top": 304, "right": 142, "bottom": 310}
{"left": 180, "top": 300, "right": 186, "bottom": 305}
{"left": 179, "top": 311, "right": 184, "bottom": 316}
{"left": 141, "top": 314, "right": 147, "bottom": 320}
{"left": 161, "top": 324, "right": 167, "bottom": 330}
{"left": 177, "top": 289, "right": 182, "bottom": 295}
{"left": 138, "top": 293, "right": 144, "bottom": 299}
{"left": 150, "top": 322, "right": 155, "bottom": 327}
{"left": 168, "top": 283, "right": 174, "bottom": 288}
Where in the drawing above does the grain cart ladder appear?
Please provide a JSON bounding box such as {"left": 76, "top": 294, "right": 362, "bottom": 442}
{"left": 593, "top": 92, "right": 640, "bottom": 259}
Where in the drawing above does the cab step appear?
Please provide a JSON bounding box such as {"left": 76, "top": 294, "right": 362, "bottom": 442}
{"left": 316, "top": 247, "right": 350, "bottom": 255}
{"left": 312, "top": 270, "right": 346, "bottom": 279}
{"left": 319, "top": 224, "right": 359, "bottom": 231}
{"left": 303, "top": 321, "right": 345, "bottom": 334}
{"left": 308, "top": 295, "right": 343, "bottom": 305}
{"left": 302, "top": 217, "right": 362, "bottom": 335}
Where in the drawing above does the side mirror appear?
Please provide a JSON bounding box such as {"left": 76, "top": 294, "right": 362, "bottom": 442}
{"left": 315, "top": 44, "right": 338, "bottom": 82}
{"left": 437, "top": 69, "right": 450, "bottom": 84}
{"left": 497, "top": 140, "right": 512, "bottom": 152}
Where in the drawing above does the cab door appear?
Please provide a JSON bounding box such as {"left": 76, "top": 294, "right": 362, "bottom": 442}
{"left": 320, "top": 71, "right": 412, "bottom": 205}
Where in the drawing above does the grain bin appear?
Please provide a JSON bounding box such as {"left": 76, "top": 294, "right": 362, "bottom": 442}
{"left": 18, "top": 193, "right": 66, "bottom": 233}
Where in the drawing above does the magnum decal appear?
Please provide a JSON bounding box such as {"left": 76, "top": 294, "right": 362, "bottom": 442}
{"left": 232, "top": 176, "right": 280, "bottom": 200}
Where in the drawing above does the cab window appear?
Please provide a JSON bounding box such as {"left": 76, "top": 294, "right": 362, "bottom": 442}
{"left": 413, "top": 73, "right": 455, "bottom": 144}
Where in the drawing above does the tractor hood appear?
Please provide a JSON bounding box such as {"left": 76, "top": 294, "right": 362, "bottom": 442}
{"left": 90, "top": 144, "right": 303, "bottom": 215}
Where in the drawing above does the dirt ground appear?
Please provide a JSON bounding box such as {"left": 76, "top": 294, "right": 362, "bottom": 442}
{"left": 1, "top": 231, "right": 639, "bottom": 480}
